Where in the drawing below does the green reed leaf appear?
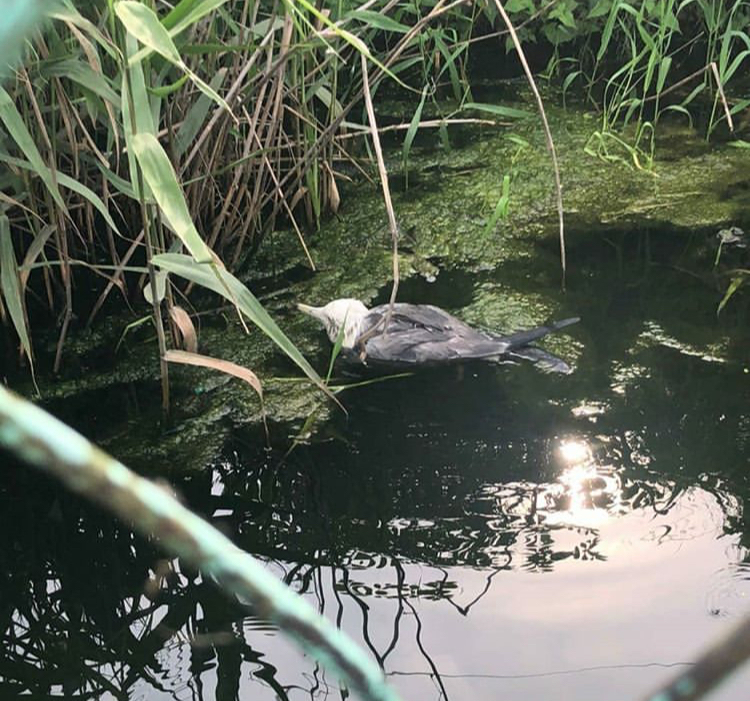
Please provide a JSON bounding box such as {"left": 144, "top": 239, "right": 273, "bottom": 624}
{"left": 131, "top": 133, "right": 213, "bottom": 263}
{"left": 117, "top": 1, "right": 233, "bottom": 117}
{"left": 116, "top": 1, "right": 181, "bottom": 63}
{"left": 349, "top": 10, "right": 409, "bottom": 33}
{"left": 0, "top": 215, "right": 34, "bottom": 376}
{"left": 0, "top": 87, "right": 65, "bottom": 210}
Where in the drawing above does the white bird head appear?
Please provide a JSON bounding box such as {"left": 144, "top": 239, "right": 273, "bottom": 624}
{"left": 297, "top": 298, "right": 369, "bottom": 348}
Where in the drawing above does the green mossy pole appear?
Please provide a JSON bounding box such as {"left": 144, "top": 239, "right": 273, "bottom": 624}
{"left": 0, "top": 386, "right": 401, "bottom": 701}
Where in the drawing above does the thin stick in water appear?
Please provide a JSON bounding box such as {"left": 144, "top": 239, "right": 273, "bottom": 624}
{"left": 489, "top": 0, "right": 566, "bottom": 290}
{"left": 358, "top": 52, "right": 400, "bottom": 350}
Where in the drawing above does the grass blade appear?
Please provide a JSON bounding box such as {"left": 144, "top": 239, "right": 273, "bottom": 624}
{"left": 0, "top": 87, "right": 65, "bottom": 210}
{"left": 129, "top": 0, "right": 234, "bottom": 63}
{"left": 152, "top": 253, "right": 333, "bottom": 399}
{"left": 165, "top": 0, "right": 232, "bottom": 34}
{"left": 718, "top": 276, "right": 744, "bottom": 314}
{"left": 116, "top": 0, "right": 234, "bottom": 118}
{"left": 164, "top": 349, "right": 263, "bottom": 401}
{"left": 483, "top": 173, "right": 511, "bottom": 235}
{"left": 0, "top": 215, "right": 34, "bottom": 377}
{"left": 50, "top": 2, "right": 120, "bottom": 61}
{"left": 132, "top": 133, "right": 213, "bottom": 263}
{"left": 349, "top": 10, "right": 409, "bottom": 33}
{"left": 116, "top": 1, "right": 181, "bottom": 63}
{"left": 44, "top": 59, "right": 120, "bottom": 107}
{"left": 19, "top": 223, "right": 55, "bottom": 290}
{"left": 121, "top": 32, "right": 155, "bottom": 202}
{"left": 403, "top": 85, "right": 428, "bottom": 187}
{"left": 174, "top": 68, "right": 227, "bottom": 155}
{"left": 326, "top": 314, "right": 347, "bottom": 383}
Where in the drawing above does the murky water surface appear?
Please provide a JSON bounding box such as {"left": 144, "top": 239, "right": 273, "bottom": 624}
{"left": 2, "top": 228, "right": 749, "bottom": 700}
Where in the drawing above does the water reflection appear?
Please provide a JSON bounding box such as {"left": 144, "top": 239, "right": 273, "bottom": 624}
{"left": 3, "top": 419, "right": 748, "bottom": 701}
{"left": 2, "top": 228, "right": 750, "bottom": 700}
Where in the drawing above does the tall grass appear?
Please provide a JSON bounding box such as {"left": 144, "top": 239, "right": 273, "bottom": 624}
{"left": 552, "top": 0, "right": 750, "bottom": 167}
{"left": 0, "top": 1, "right": 435, "bottom": 397}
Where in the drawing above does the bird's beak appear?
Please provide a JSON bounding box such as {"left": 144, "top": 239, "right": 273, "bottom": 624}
{"left": 296, "top": 302, "right": 324, "bottom": 320}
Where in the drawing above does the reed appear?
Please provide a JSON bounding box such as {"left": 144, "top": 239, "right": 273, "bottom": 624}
{"left": 0, "top": 0, "right": 488, "bottom": 391}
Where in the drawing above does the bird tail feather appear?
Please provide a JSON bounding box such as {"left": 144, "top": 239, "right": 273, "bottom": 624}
{"left": 494, "top": 317, "right": 580, "bottom": 351}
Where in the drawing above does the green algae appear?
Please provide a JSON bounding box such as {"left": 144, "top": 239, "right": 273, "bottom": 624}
{"left": 298, "top": 94, "right": 749, "bottom": 286}
{"left": 20, "top": 91, "right": 750, "bottom": 470}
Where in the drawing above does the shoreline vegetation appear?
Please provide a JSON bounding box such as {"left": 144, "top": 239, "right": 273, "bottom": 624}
{"left": 1, "top": 0, "right": 749, "bottom": 402}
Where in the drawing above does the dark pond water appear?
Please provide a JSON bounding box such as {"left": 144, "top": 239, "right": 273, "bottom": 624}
{"left": 2, "top": 227, "right": 750, "bottom": 701}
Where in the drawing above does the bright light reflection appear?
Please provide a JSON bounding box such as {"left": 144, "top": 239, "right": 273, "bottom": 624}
{"left": 559, "top": 439, "right": 592, "bottom": 466}
{"left": 544, "top": 438, "right": 619, "bottom": 528}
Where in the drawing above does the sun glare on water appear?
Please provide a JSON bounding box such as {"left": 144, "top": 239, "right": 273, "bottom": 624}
{"left": 545, "top": 438, "right": 619, "bottom": 528}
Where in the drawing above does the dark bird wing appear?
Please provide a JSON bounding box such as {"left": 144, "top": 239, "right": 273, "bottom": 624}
{"left": 367, "top": 303, "right": 483, "bottom": 337}
{"left": 504, "top": 346, "right": 574, "bottom": 374}
{"left": 489, "top": 317, "right": 580, "bottom": 349}
{"left": 346, "top": 303, "right": 580, "bottom": 369}
{"left": 354, "top": 303, "right": 507, "bottom": 367}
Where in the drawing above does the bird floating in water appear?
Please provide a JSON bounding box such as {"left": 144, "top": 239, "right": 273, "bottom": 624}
{"left": 298, "top": 298, "right": 579, "bottom": 373}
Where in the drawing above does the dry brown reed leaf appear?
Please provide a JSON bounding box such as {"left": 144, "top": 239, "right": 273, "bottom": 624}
{"left": 168, "top": 305, "right": 198, "bottom": 353}
{"left": 709, "top": 61, "right": 734, "bottom": 132}
{"left": 164, "top": 349, "right": 263, "bottom": 400}
{"left": 325, "top": 162, "right": 340, "bottom": 214}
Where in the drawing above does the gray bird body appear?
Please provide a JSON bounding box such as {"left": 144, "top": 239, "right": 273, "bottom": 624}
{"left": 298, "top": 298, "right": 579, "bottom": 373}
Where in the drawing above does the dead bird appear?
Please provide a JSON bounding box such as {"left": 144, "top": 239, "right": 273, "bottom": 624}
{"left": 298, "top": 298, "right": 580, "bottom": 373}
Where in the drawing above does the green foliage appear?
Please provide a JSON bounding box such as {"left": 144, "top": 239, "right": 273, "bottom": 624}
{"left": 502, "top": 0, "right": 750, "bottom": 162}
{"left": 718, "top": 274, "right": 747, "bottom": 314}
{"left": 131, "top": 133, "right": 213, "bottom": 263}
{"left": 483, "top": 133, "right": 529, "bottom": 234}
{"left": 326, "top": 313, "right": 348, "bottom": 384}
{"left": 0, "top": 215, "right": 34, "bottom": 378}
{"left": 0, "top": 87, "right": 65, "bottom": 210}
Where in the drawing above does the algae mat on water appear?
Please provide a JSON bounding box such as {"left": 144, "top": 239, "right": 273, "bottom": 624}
{"left": 21, "top": 98, "right": 750, "bottom": 470}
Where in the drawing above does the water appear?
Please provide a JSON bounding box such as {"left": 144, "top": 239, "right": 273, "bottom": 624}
{"left": 2, "top": 228, "right": 749, "bottom": 700}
